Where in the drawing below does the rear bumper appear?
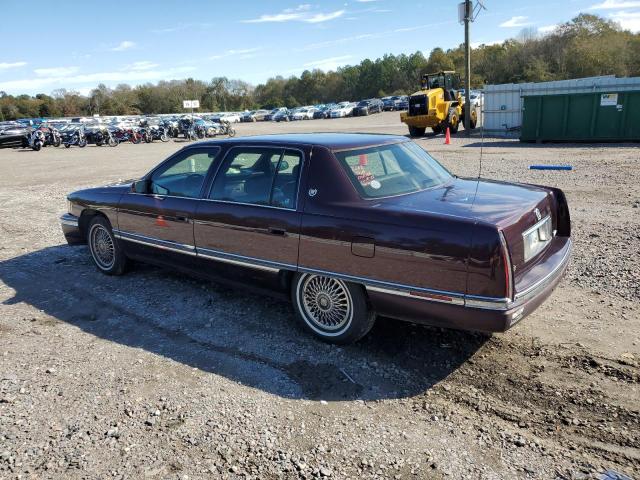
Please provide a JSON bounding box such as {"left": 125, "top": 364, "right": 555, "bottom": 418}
{"left": 60, "top": 213, "right": 83, "bottom": 244}
{"left": 367, "top": 237, "right": 572, "bottom": 333}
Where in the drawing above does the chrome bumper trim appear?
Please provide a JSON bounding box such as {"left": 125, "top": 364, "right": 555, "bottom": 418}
{"left": 60, "top": 213, "right": 79, "bottom": 228}
{"left": 514, "top": 239, "right": 572, "bottom": 302}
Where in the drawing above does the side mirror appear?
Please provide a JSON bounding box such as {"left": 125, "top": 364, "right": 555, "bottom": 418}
{"left": 132, "top": 179, "right": 150, "bottom": 194}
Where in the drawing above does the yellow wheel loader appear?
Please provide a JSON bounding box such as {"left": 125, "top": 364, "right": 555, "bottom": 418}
{"left": 400, "top": 71, "right": 477, "bottom": 137}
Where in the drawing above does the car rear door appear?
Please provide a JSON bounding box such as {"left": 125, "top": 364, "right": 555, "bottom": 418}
{"left": 116, "top": 146, "right": 219, "bottom": 261}
{"left": 193, "top": 145, "right": 308, "bottom": 285}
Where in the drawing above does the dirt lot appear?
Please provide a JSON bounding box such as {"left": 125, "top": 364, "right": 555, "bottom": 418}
{"left": 0, "top": 112, "right": 638, "bottom": 479}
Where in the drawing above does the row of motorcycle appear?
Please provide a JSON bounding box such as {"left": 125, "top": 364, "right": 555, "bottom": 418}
{"left": 22, "top": 118, "right": 236, "bottom": 151}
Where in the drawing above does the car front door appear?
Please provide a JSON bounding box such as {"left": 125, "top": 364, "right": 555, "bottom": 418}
{"left": 193, "top": 145, "right": 306, "bottom": 286}
{"left": 116, "top": 146, "right": 219, "bottom": 261}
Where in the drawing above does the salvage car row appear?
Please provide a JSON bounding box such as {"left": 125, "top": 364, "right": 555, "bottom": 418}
{"left": 0, "top": 115, "right": 237, "bottom": 151}
{"left": 245, "top": 97, "right": 408, "bottom": 123}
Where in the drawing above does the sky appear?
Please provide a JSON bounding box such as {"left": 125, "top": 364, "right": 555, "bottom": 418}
{"left": 0, "top": 0, "right": 638, "bottom": 96}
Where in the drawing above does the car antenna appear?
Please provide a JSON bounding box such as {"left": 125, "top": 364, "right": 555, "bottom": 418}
{"left": 478, "top": 105, "right": 484, "bottom": 179}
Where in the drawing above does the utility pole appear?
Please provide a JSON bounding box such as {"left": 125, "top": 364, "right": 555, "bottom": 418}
{"left": 463, "top": 0, "right": 471, "bottom": 135}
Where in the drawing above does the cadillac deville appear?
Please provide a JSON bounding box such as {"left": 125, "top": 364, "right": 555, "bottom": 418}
{"left": 60, "top": 133, "right": 572, "bottom": 344}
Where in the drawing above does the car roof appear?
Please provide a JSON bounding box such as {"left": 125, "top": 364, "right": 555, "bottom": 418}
{"left": 193, "top": 133, "right": 408, "bottom": 150}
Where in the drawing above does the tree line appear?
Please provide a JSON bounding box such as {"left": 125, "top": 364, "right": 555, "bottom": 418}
{"left": 1, "top": 14, "right": 638, "bottom": 121}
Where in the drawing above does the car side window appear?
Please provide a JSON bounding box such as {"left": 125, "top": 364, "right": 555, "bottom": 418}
{"left": 150, "top": 148, "right": 218, "bottom": 198}
{"left": 271, "top": 150, "right": 302, "bottom": 209}
{"left": 209, "top": 147, "right": 302, "bottom": 209}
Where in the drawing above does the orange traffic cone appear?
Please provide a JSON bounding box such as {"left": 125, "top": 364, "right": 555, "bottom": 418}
{"left": 444, "top": 127, "right": 451, "bottom": 145}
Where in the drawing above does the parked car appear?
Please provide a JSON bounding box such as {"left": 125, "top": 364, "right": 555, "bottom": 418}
{"left": 395, "top": 95, "right": 409, "bottom": 110}
{"left": 469, "top": 90, "right": 484, "bottom": 108}
{"left": 382, "top": 96, "right": 399, "bottom": 111}
{"left": 219, "top": 112, "right": 241, "bottom": 123}
{"left": 0, "top": 124, "right": 29, "bottom": 149}
{"left": 241, "top": 110, "right": 270, "bottom": 122}
{"left": 313, "top": 105, "right": 334, "bottom": 119}
{"left": 329, "top": 102, "right": 356, "bottom": 118}
{"left": 60, "top": 133, "right": 571, "bottom": 344}
{"left": 273, "top": 109, "right": 292, "bottom": 122}
{"left": 353, "top": 99, "right": 384, "bottom": 116}
{"left": 291, "top": 107, "right": 316, "bottom": 121}
{"left": 265, "top": 107, "right": 287, "bottom": 121}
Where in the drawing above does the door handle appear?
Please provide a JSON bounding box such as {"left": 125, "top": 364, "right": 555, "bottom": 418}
{"left": 268, "top": 227, "right": 286, "bottom": 236}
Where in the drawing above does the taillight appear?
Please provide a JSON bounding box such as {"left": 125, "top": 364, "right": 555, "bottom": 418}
{"left": 499, "top": 231, "right": 514, "bottom": 300}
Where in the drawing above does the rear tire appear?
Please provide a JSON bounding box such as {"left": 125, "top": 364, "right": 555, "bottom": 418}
{"left": 408, "top": 126, "right": 426, "bottom": 137}
{"left": 291, "top": 273, "right": 376, "bottom": 344}
{"left": 87, "top": 216, "right": 128, "bottom": 276}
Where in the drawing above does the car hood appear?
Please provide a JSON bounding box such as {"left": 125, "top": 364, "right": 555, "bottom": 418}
{"left": 70, "top": 180, "right": 133, "bottom": 197}
{"left": 376, "top": 177, "right": 550, "bottom": 227}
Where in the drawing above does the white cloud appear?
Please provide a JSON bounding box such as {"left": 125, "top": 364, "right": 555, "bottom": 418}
{"left": 0, "top": 61, "right": 27, "bottom": 70}
{"left": 589, "top": 0, "right": 640, "bottom": 9}
{"left": 111, "top": 41, "right": 136, "bottom": 51}
{"left": 243, "top": 4, "right": 344, "bottom": 23}
{"left": 0, "top": 66, "right": 196, "bottom": 94}
{"left": 303, "top": 55, "right": 353, "bottom": 70}
{"left": 538, "top": 24, "right": 558, "bottom": 33}
{"left": 499, "top": 16, "right": 531, "bottom": 28}
{"left": 470, "top": 39, "right": 504, "bottom": 48}
{"left": 209, "top": 48, "right": 262, "bottom": 60}
{"left": 609, "top": 10, "right": 640, "bottom": 31}
{"left": 34, "top": 66, "right": 79, "bottom": 77}
{"left": 127, "top": 61, "right": 159, "bottom": 71}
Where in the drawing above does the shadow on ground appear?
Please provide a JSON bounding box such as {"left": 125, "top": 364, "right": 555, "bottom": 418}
{"left": 0, "top": 245, "right": 488, "bottom": 402}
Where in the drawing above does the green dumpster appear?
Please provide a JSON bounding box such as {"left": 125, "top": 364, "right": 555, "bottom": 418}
{"left": 520, "top": 90, "right": 640, "bottom": 142}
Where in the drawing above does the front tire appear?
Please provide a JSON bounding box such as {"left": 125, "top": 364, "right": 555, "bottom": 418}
{"left": 87, "top": 216, "right": 128, "bottom": 275}
{"left": 447, "top": 107, "right": 460, "bottom": 134}
{"left": 408, "top": 126, "right": 426, "bottom": 137}
{"left": 291, "top": 273, "right": 375, "bottom": 344}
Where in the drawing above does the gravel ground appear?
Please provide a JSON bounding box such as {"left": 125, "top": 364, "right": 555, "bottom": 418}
{"left": 0, "top": 112, "right": 638, "bottom": 479}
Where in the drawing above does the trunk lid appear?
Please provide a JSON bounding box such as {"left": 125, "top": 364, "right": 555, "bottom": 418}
{"left": 377, "top": 177, "right": 556, "bottom": 273}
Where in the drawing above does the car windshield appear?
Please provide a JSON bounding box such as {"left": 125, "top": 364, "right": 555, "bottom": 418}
{"left": 357, "top": 101, "right": 368, "bottom": 106}
{"left": 334, "top": 141, "right": 452, "bottom": 199}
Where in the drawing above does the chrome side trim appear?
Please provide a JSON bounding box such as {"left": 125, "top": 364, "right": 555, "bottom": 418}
{"left": 113, "top": 229, "right": 197, "bottom": 256}
{"left": 60, "top": 213, "right": 79, "bottom": 227}
{"left": 198, "top": 198, "right": 296, "bottom": 212}
{"left": 298, "top": 266, "right": 467, "bottom": 306}
{"left": 366, "top": 285, "right": 465, "bottom": 306}
{"left": 514, "top": 239, "right": 572, "bottom": 302}
{"left": 109, "top": 229, "right": 567, "bottom": 312}
{"left": 196, "top": 246, "right": 296, "bottom": 273}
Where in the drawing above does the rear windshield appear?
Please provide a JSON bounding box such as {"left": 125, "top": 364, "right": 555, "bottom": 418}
{"left": 334, "top": 141, "right": 452, "bottom": 198}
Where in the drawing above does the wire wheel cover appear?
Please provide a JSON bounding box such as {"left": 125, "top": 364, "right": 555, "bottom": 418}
{"left": 301, "top": 275, "right": 352, "bottom": 331}
{"left": 90, "top": 225, "right": 115, "bottom": 269}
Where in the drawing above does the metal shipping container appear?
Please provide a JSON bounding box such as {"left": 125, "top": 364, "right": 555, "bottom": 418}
{"left": 483, "top": 76, "right": 640, "bottom": 136}
{"left": 520, "top": 91, "right": 640, "bottom": 142}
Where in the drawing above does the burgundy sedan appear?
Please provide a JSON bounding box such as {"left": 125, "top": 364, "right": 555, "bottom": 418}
{"left": 60, "top": 133, "right": 572, "bottom": 344}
